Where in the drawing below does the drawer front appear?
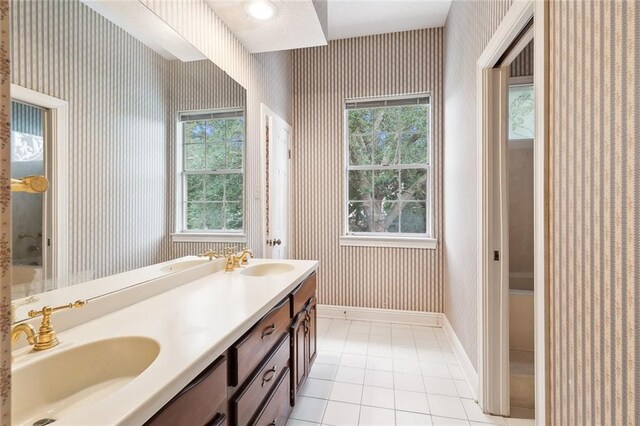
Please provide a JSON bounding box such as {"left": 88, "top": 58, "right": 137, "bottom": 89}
{"left": 146, "top": 356, "right": 227, "bottom": 426}
{"left": 232, "top": 297, "right": 291, "bottom": 386}
{"left": 233, "top": 334, "right": 290, "bottom": 425}
{"left": 205, "top": 413, "right": 228, "bottom": 426}
{"left": 251, "top": 368, "right": 291, "bottom": 426}
{"left": 290, "top": 273, "right": 316, "bottom": 316}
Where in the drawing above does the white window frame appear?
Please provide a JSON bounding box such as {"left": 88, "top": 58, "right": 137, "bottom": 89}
{"left": 340, "top": 93, "right": 437, "bottom": 250}
{"left": 171, "top": 108, "right": 247, "bottom": 243}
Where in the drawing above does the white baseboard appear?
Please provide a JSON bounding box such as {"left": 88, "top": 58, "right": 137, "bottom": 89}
{"left": 317, "top": 304, "right": 442, "bottom": 327}
{"left": 442, "top": 315, "right": 479, "bottom": 400}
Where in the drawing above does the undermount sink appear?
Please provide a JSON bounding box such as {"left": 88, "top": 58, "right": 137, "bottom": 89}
{"left": 241, "top": 262, "right": 295, "bottom": 277}
{"left": 12, "top": 336, "right": 160, "bottom": 426}
{"left": 160, "top": 258, "right": 211, "bottom": 272}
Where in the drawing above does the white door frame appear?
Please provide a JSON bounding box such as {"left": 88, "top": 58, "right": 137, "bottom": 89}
{"left": 259, "top": 103, "right": 292, "bottom": 258}
{"left": 10, "top": 84, "right": 69, "bottom": 285}
{"left": 476, "top": 0, "right": 548, "bottom": 422}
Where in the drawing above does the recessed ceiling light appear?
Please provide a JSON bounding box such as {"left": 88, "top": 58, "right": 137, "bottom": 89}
{"left": 244, "top": 0, "right": 277, "bottom": 20}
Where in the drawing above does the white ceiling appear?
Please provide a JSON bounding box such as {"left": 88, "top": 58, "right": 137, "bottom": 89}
{"left": 207, "top": 0, "right": 451, "bottom": 53}
{"left": 81, "top": 0, "right": 206, "bottom": 62}
{"left": 327, "top": 0, "right": 452, "bottom": 41}
{"left": 206, "top": 0, "right": 328, "bottom": 53}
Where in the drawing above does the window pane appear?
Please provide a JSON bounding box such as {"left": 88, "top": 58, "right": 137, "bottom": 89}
{"left": 226, "top": 118, "right": 244, "bottom": 141}
{"left": 373, "top": 170, "right": 399, "bottom": 201}
{"left": 400, "top": 132, "right": 428, "bottom": 164}
{"left": 186, "top": 203, "right": 205, "bottom": 229}
{"left": 205, "top": 142, "right": 225, "bottom": 170}
{"left": 374, "top": 108, "right": 399, "bottom": 133}
{"left": 373, "top": 201, "right": 400, "bottom": 232}
{"left": 345, "top": 98, "right": 431, "bottom": 237}
{"left": 184, "top": 121, "right": 207, "bottom": 143}
{"left": 349, "top": 134, "right": 373, "bottom": 165}
{"left": 204, "top": 175, "right": 224, "bottom": 201}
{"left": 400, "top": 202, "right": 427, "bottom": 233}
{"left": 204, "top": 202, "right": 224, "bottom": 230}
{"left": 226, "top": 139, "right": 243, "bottom": 169}
{"left": 400, "top": 105, "right": 428, "bottom": 132}
{"left": 349, "top": 170, "right": 372, "bottom": 200}
{"left": 373, "top": 132, "right": 399, "bottom": 165}
{"left": 348, "top": 201, "right": 372, "bottom": 232}
{"left": 226, "top": 173, "right": 243, "bottom": 201}
{"left": 184, "top": 144, "right": 206, "bottom": 170}
{"left": 206, "top": 120, "right": 226, "bottom": 143}
{"left": 509, "top": 84, "right": 534, "bottom": 139}
{"left": 186, "top": 175, "right": 204, "bottom": 201}
{"left": 400, "top": 169, "right": 427, "bottom": 200}
{"left": 348, "top": 109, "right": 374, "bottom": 134}
{"left": 226, "top": 202, "right": 243, "bottom": 230}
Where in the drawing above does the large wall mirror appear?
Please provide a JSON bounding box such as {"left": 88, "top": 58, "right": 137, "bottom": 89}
{"left": 10, "top": 0, "right": 247, "bottom": 318}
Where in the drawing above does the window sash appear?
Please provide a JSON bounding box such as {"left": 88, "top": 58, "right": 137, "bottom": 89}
{"left": 176, "top": 110, "right": 245, "bottom": 235}
{"left": 180, "top": 171, "right": 244, "bottom": 233}
{"left": 344, "top": 95, "right": 433, "bottom": 239}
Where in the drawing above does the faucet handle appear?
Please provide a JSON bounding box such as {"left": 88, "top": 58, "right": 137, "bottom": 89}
{"left": 198, "top": 248, "right": 220, "bottom": 260}
{"left": 28, "top": 300, "right": 87, "bottom": 319}
{"left": 27, "top": 300, "right": 86, "bottom": 351}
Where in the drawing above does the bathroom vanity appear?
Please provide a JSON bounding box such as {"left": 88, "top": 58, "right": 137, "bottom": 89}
{"left": 10, "top": 258, "right": 318, "bottom": 426}
{"left": 146, "top": 271, "right": 317, "bottom": 426}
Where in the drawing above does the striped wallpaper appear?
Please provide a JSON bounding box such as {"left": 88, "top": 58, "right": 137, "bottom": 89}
{"left": 291, "top": 29, "right": 444, "bottom": 312}
{"left": 547, "top": 0, "right": 638, "bottom": 424}
{"left": 510, "top": 40, "right": 534, "bottom": 78}
{"left": 164, "top": 60, "right": 247, "bottom": 258}
{"left": 11, "top": 0, "right": 168, "bottom": 279}
{"left": 443, "top": 0, "right": 513, "bottom": 369}
{"left": 140, "top": 0, "right": 292, "bottom": 260}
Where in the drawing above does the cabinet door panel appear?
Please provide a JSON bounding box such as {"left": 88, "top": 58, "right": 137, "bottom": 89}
{"left": 290, "top": 311, "right": 307, "bottom": 405}
{"left": 306, "top": 297, "right": 317, "bottom": 367}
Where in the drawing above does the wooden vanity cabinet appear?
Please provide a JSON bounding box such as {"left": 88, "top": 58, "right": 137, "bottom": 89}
{"left": 146, "top": 271, "right": 317, "bottom": 426}
{"left": 289, "top": 273, "right": 317, "bottom": 405}
{"left": 145, "top": 355, "right": 227, "bottom": 426}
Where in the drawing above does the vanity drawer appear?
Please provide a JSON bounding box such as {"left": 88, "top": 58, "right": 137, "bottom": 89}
{"left": 251, "top": 368, "right": 291, "bottom": 426}
{"left": 231, "top": 297, "right": 291, "bottom": 386}
{"left": 146, "top": 355, "right": 227, "bottom": 426}
{"left": 290, "top": 273, "right": 316, "bottom": 317}
{"left": 232, "top": 334, "right": 290, "bottom": 425}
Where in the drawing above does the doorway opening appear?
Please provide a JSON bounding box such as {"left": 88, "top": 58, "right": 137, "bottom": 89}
{"left": 10, "top": 100, "right": 49, "bottom": 297}
{"left": 10, "top": 84, "right": 69, "bottom": 298}
{"left": 476, "top": 0, "right": 548, "bottom": 422}
{"left": 506, "top": 42, "right": 535, "bottom": 419}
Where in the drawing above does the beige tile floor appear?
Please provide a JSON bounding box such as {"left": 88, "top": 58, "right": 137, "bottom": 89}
{"left": 287, "top": 318, "right": 535, "bottom": 426}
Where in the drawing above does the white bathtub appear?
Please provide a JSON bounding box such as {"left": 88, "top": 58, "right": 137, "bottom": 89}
{"left": 510, "top": 289, "right": 534, "bottom": 352}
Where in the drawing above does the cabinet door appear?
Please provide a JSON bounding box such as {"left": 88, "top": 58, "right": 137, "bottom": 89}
{"left": 290, "top": 311, "right": 307, "bottom": 405}
{"left": 305, "top": 297, "right": 317, "bottom": 368}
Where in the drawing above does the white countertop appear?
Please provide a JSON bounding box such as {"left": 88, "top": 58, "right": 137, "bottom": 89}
{"left": 11, "top": 258, "right": 318, "bottom": 426}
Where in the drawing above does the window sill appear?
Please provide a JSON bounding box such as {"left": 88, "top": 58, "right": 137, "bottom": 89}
{"left": 171, "top": 233, "right": 248, "bottom": 243}
{"left": 339, "top": 236, "right": 437, "bottom": 249}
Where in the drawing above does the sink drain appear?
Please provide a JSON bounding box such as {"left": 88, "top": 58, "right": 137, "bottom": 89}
{"left": 33, "top": 419, "right": 56, "bottom": 426}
